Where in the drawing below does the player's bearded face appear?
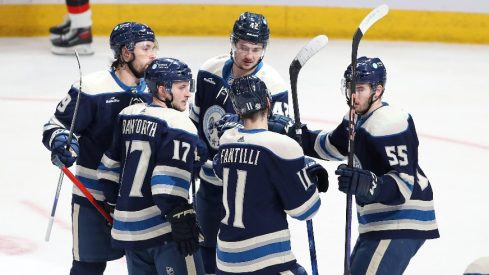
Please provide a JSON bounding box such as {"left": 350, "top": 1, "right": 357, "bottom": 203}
{"left": 234, "top": 40, "right": 264, "bottom": 70}
{"left": 348, "top": 83, "right": 374, "bottom": 114}
{"left": 133, "top": 41, "right": 157, "bottom": 75}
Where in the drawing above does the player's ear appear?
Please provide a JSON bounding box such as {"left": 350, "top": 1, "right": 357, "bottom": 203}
{"left": 157, "top": 85, "right": 167, "bottom": 100}
{"left": 374, "top": 84, "right": 383, "bottom": 99}
{"left": 122, "top": 46, "right": 131, "bottom": 61}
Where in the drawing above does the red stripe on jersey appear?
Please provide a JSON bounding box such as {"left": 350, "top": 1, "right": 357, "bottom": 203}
{"left": 67, "top": 3, "right": 90, "bottom": 14}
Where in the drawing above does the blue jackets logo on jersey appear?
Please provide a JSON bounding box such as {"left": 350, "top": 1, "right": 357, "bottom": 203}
{"left": 203, "top": 105, "right": 225, "bottom": 150}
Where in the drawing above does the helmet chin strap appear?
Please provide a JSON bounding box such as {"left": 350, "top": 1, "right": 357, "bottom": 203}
{"left": 153, "top": 88, "right": 174, "bottom": 109}
{"left": 357, "top": 91, "right": 383, "bottom": 116}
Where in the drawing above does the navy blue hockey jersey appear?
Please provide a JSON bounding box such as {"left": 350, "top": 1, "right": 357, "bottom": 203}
{"left": 97, "top": 103, "right": 199, "bottom": 250}
{"left": 213, "top": 128, "right": 321, "bottom": 274}
{"left": 190, "top": 55, "right": 289, "bottom": 186}
{"left": 42, "top": 70, "right": 152, "bottom": 207}
{"left": 305, "top": 103, "right": 439, "bottom": 240}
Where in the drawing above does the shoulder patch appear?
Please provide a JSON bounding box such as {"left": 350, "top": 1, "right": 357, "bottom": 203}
{"left": 200, "top": 55, "right": 228, "bottom": 76}
{"left": 362, "top": 106, "right": 410, "bottom": 137}
{"left": 72, "top": 70, "right": 121, "bottom": 95}
{"left": 254, "top": 63, "right": 288, "bottom": 96}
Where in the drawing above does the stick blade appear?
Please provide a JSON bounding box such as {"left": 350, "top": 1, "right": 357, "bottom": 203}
{"left": 359, "top": 4, "right": 389, "bottom": 34}
{"left": 292, "top": 35, "right": 328, "bottom": 68}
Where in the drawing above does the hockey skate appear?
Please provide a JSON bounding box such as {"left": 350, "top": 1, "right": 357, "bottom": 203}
{"left": 51, "top": 27, "right": 94, "bottom": 56}
{"left": 49, "top": 15, "right": 71, "bottom": 40}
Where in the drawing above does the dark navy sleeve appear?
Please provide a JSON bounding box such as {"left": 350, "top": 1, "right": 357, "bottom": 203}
{"left": 97, "top": 114, "right": 123, "bottom": 204}
{"left": 42, "top": 87, "right": 94, "bottom": 150}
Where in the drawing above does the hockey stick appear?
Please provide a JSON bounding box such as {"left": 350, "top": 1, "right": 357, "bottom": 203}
{"left": 344, "top": 5, "right": 389, "bottom": 274}
{"left": 51, "top": 158, "right": 113, "bottom": 224}
{"left": 45, "top": 50, "right": 84, "bottom": 242}
{"left": 289, "top": 34, "right": 328, "bottom": 275}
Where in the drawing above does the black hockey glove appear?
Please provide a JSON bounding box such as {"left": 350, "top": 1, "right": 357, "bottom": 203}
{"left": 165, "top": 203, "right": 200, "bottom": 257}
{"left": 216, "top": 113, "right": 243, "bottom": 138}
{"left": 304, "top": 157, "right": 329, "bottom": 193}
{"left": 50, "top": 129, "right": 80, "bottom": 168}
{"left": 267, "top": 114, "right": 308, "bottom": 143}
{"left": 335, "top": 164, "right": 383, "bottom": 203}
{"left": 103, "top": 201, "right": 115, "bottom": 233}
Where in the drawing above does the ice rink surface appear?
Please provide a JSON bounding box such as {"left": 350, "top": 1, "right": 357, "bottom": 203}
{"left": 0, "top": 36, "right": 488, "bottom": 274}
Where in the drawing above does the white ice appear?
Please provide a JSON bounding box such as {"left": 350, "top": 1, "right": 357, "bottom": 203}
{"left": 0, "top": 36, "right": 488, "bottom": 274}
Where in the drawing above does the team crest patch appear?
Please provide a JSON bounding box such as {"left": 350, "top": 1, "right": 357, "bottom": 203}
{"left": 203, "top": 105, "right": 225, "bottom": 150}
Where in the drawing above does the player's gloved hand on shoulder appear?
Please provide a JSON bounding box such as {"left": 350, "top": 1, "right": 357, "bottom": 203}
{"left": 304, "top": 157, "right": 329, "bottom": 193}
{"left": 103, "top": 201, "right": 116, "bottom": 233}
{"left": 50, "top": 129, "right": 80, "bottom": 168}
{"left": 216, "top": 113, "right": 243, "bottom": 138}
{"left": 335, "top": 164, "right": 383, "bottom": 203}
{"left": 194, "top": 139, "right": 209, "bottom": 169}
{"left": 165, "top": 203, "right": 201, "bottom": 257}
{"left": 267, "top": 114, "right": 308, "bottom": 142}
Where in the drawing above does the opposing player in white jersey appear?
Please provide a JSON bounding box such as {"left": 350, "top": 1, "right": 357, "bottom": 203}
{"left": 42, "top": 22, "right": 157, "bottom": 275}
{"left": 213, "top": 75, "right": 328, "bottom": 275}
{"left": 97, "top": 58, "right": 206, "bottom": 274}
{"left": 297, "top": 57, "right": 440, "bottom": 274}
{"left": 189, "top": 12, "right": 289, "bottom": 273}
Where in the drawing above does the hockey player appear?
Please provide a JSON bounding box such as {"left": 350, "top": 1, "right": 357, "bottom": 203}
{"left": 42, "top": 22, "right": 157, "bottom": 275}
{"left": 295, "top": 57, "right": 440, "bottom": 274}
{"left": 97, "top": 57, "right": 206, "bottom": 274}
{"left": 213, "top": 75, "right": 328, "bottom": 275}
{"left": 50, "top": 0, "right": 94, "bottom": 55}
{"left": 189, "top": 11, "right": 289, "bottom": 273}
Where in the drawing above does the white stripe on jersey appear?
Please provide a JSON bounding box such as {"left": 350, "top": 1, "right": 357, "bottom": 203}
{"left": 357, "top": 199, "right": 438, "bottom": 234}
{"left": 385, "top": 171, "right": 414, "bottom": 200}
{"left": 76, "top": 165, "right": 98, "bottom": 180}
{"left": 153, "top": 165, "right": 191, "bottom": 182}
{"left": 357, "top": 199, "right": 435, "bottom": 215}
{"left": 189, "top": 104, "right": 200, "bottom": 123}
{"left": 72, "top": 185, "right": 105, "bottom": 201}
{"left": 218, "top": 229, "right": 290, "bottom": 252}
{"left": 115, "top": 205, "right": 161, "bottom": 222}
{"left": 217, "top": 251, "right": 296, "bottom": 273}
{"left": 97, "top": 169, "right": 119, "bottom": 183}
{"left": 152, "top": 184, "right": 189, "bottom": 199}
{"left": 285, "top": 189, "right": 320, "bottom": 220}
{"left": 358, "top": 219, "right": 438, "bottom": 234}
{"left": 100, "top": 154, "right": 120, "bottom": 169}
{"left": 314, "top": 130, "right": 346, "bottom": 161}
{"left": 200, "top": 161, "right": 223, "bottom": 186}
{"left": 112, "top": 222, "right": 171, "bottom": 241}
